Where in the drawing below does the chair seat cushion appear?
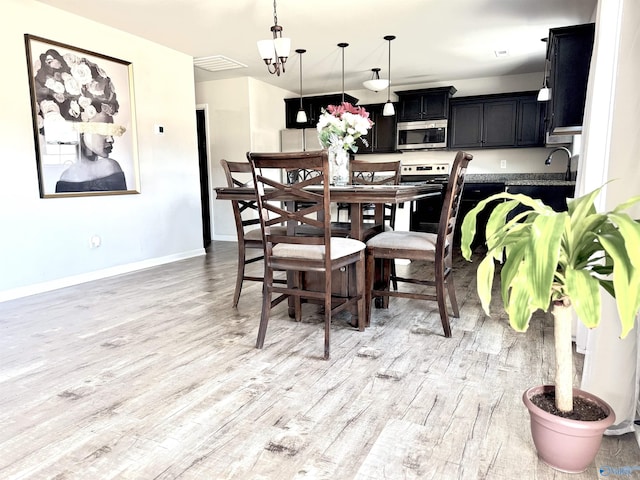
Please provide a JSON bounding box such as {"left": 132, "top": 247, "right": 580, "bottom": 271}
{"left": 366, "top": 231, "right": 438, "bottom": 252}
{"left": 244, "top": 228, "right": 263, "bottom": 240}
{"left": 273, "top": 237, "right": 365, "bottom": 260}
{"left": 245, "top": 226, "right": 287, "bottom": 241}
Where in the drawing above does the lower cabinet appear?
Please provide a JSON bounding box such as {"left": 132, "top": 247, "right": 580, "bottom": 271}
{"left": 505, "top": 184, "right": 576, "bottom": 214}
{"left": 456, "top": 183, "right": 576, "bottom": 250}
{"left": 455, "top": 183, "right": 505, "bottom": 249}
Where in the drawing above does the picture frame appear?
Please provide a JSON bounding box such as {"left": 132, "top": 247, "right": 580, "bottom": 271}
{"left": 24, "top": 34, "right": 140, "bottom": 198}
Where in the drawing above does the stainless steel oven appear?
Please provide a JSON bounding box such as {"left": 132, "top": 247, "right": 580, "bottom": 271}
{"left": 399, "top": 162, "right": 450, "bottom": 233}
{"left": 396, "top": 119, "right": 448, "bottom": 151}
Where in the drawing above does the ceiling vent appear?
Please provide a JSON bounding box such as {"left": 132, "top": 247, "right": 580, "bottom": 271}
{"left": 194, "top": 55, "right": 247, "bottom": 72}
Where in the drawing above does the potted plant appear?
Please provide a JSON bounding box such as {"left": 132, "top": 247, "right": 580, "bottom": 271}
{"left": 460, "top": 185, "right": 640, "bottom": 473}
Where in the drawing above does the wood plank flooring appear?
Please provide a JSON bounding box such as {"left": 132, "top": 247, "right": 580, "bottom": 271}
{"left": 0, "top": 241, "right": 638, "bottom": 479}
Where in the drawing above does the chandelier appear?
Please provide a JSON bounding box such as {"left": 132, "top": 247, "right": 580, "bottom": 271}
{"left": 257, "top": 0, "right": 291, "bottom": 76}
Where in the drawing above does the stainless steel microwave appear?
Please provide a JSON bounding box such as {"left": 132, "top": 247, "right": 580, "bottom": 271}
{"left": 396, "top": 119, "right": 448, "bottom": 150}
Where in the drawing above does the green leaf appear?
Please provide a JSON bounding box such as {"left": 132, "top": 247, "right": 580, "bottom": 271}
{"left": 597, "top": 231, "right": 640, "bottom": 338}
{"left": 505, "top": 274, "right": 535, "bottom": 332}
{"left": 500, "top": 239, "right": 527, "bottom": 307}
{"left": 476, "top": 255, "right": 496, "bottom": 316}
{"left": 565, "top": 266, "right": 601, "bottom": 328}
{"left": 525, "top": 212, "right": 567, "bottom": 311}
{"left": 460, "top": 192, "right": 553, "bottom": 260}
{"left": 567, "top": 185, "right": 602, "bottom": 220}
{"left": 609, "top": 213, "right": 640, "bottom": 270}
{"left": 460, "top": 205, "right": 480, "bottom": 260}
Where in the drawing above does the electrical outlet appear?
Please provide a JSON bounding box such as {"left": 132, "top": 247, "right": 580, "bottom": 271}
{"left": 500, "top": 160, "right": 507, "bottom": 169}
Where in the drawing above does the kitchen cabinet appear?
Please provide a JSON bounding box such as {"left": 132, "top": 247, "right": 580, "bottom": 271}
{"left": 544, "top": 23, "right": 595, "bottom": 135}
{"left": 454, "top": 182, "right": 505, "bottom": 248}
{"left": 517, "top": 97, "right": 544, "bottom": 147}
{"left": 396, "top": 86, "right": 457, "bottom": 121}
{"left": 505, "top": 184, "right": 575, "bottom": 215}
{"left": 449, "top": 92, "right": 543, "bottom": 149}
{"left": 284, "top": 93, "right": 359, "bottom": 129}
{"left": 354, "top": 103, "right": 397, "bottom": 153}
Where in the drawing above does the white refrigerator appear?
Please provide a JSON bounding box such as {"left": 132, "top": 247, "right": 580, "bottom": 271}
{"left": 280, "top": 128, "right": 322, "bottom": 152}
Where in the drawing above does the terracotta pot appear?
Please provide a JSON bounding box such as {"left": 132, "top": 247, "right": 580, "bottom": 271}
{"left": 522, "top": 385, "right": 616, "bottom": 473}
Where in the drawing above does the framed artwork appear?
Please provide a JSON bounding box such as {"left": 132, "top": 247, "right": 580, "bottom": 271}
{"left": 24, "top": 34, "right": 140, "bottom": 198}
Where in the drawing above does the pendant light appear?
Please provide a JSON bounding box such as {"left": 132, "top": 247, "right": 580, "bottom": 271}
{"left": 537, "top": 37, "right": 551, "bottom": 102}
{"left": 295, "top": 49, "right": 307, "bottom": 123}
{"left": 383, "top": 35, "right": 396, "bottom": 116}
{"left": 338, "top": 42, "right": 348, "bottom": 103}
{"left": 363, "top": 68, "right": 389, "bottom": 92}
{"left": 257, "top": 0, "right": 291, "bottom": 76}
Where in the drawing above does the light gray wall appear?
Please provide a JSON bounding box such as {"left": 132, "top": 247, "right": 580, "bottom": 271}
{"left": 1, "top": 0, "right": 203, "bottom": 300}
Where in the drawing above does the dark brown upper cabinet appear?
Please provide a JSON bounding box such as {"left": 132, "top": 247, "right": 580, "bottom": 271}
{"left": 449, "top": 92, "right": 543, "bottom": 149}
{"left": 354, "top": 103, "right": 397, "bottom": 154}
{"left": 284, "top": 93, "right": 359, "bottom": 129}
{"left": 395, "top": 86, "right": 457, "bottom": 121}
{"left": 544, "top": 23, "right": 595, "bottom": 135}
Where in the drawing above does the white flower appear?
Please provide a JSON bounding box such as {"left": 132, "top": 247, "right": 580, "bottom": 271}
{"left": 316, "top": 102, "right": 373, "bottom": 153}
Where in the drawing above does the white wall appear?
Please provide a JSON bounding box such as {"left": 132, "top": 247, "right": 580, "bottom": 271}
{"left": 195, "top": 77, "right": 290, "bottom": 240}
{"left": 577, "top": 0, "right": 640, "bottom": 436}
{"left": 1, "top": 0, "right": 203, "bottom": 301}
{"left": 604, "top": 0, "right": 640, "bottom": 215}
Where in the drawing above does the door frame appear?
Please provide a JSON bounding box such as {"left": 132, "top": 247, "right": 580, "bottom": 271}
{"left": 196, "top": 104, "right": 213, "bottom": 248}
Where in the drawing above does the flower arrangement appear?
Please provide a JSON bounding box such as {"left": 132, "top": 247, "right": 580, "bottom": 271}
{"left": 317, "top": 102, "right": 373, "bottom": 153}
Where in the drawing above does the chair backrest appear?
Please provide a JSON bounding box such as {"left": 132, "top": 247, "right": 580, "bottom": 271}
{"left": 247, "top": 150, "right": 332, "bottom": 266}
{"left": 220, "top": 159, "right": 262, "bottom": 243}
{"left": 350, "top": 160, "right": 401, "bottom": 186}
{"left": 350, "top": 160, "right": 401, "bottom": 227}
{"left": 437, "top": 151, "right": 473, "bottom": 258}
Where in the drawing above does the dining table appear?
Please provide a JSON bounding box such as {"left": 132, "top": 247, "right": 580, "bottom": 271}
{"left": 214, "top": 183, "right": 442, "bottom": 241}
{"left": 215, "top": 182, "right": 442, "bottom": 324}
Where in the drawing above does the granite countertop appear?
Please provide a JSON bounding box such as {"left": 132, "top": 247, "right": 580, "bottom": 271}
{"left": 465, "top": 173, "right": 576, "bottom": 186}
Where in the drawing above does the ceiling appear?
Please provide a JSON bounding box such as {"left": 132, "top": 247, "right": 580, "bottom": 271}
{"left": 34, "top": 0, "right": 597, "bottom": 96}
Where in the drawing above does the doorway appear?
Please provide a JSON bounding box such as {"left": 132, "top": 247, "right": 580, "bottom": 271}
{"left": 196, "top": 107, "right": 211, "bottom": 249}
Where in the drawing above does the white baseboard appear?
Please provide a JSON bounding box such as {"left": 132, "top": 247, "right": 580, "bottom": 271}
{"left": 0, "top": 248, "right": 206, "bottom": 303}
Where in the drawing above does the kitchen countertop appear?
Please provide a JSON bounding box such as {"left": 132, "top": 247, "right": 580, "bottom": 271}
{"left": 465, "top": 172, "right": 576, "bottom": 186}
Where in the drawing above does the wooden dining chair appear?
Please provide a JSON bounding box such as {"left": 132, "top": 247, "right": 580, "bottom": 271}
{"left": 220, "top": 159, "right": 286, "bottom": 308}
{"left": 350, "top": 159, "right": 402, "bottom": 228}
{"left": 350, "top": 159, "right": 402, "bottom": 290}
{"left": 247, "top": 150, "right": 367, "bottom": 360}
{"left": 365, "top": 151, "right": 473, "bottom": 336}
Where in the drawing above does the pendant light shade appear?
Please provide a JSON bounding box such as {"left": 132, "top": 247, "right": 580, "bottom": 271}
{"left": 383, "top": 101, "right": 395, "bottom": 116}
{"left": 537, "top": 38, "right": 550, "bottom": 102}
{"left": 363, "top": 68, "right": 389, "bottom": 92}
{"left": 537, "top": 86, "right": 551, "bottom": 101}
{"left": 383, "top": 35, "right": 396, "bottom": 116}
{"left": 338, "top": 42, "right": 348, "bottom": 103}
{"left": 295, "top": 48, "right": 307, "bottom": 123}
{"left": 257, "top": 0, "right": 291, "bottom": 76}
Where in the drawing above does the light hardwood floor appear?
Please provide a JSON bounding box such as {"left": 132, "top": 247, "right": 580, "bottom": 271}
{"left": 1, "top": 241, "right": 638, "bottom": 479}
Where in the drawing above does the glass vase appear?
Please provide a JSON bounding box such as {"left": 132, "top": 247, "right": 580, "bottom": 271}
{"left": 329, "top": 146, "right": 349, "bottom": 186}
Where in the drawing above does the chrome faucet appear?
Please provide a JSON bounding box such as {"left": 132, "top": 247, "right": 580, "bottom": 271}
{"left": 544, "top": 146, "right": 573, "bottom": 181}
